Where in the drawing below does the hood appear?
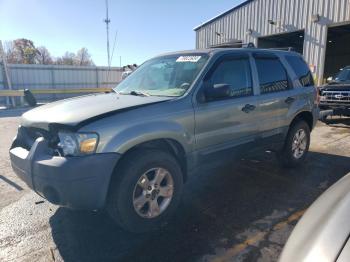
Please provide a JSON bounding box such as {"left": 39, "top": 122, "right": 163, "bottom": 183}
{"left": 21, "top": 92, "right": 171, "bottom": 130}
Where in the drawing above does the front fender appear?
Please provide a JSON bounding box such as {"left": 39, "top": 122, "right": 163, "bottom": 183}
{"left": 102, "top": 120, "right": 194, "bottom": 154}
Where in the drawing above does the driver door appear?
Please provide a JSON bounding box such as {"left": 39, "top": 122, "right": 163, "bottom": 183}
{"left": 193, "top": 54, "right": 260, "bottom": 155}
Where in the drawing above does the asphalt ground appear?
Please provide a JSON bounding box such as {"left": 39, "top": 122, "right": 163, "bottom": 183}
{"left": 0, "top": 108, "right": 349, "bottom": 262}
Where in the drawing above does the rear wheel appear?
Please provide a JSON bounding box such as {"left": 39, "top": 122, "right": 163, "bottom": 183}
{"left": 107, "top": 149, "right": 183, "bottom": 232}
{"left": 279, "top": 120, "right": 310, "bottom": 168}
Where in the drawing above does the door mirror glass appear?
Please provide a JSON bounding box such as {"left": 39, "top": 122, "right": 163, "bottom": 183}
{"left": 205, "top": 83, "right": 231, "bottom": 100}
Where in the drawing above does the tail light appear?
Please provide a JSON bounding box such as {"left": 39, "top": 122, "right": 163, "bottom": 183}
{"left": 315, "top": 86, "right": 320, "bottom": 105}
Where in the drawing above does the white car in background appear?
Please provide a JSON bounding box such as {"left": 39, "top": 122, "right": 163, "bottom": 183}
{"left": 122, "top": 64, "right": 138, "bottom": 80}
{"left": 280, "top": 173, "right": 350, "bottom": 262}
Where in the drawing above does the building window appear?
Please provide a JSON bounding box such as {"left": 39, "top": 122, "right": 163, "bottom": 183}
{"left": 255, "top": 57, "right": 289, "bottom": 94}
{"left": 285, "top": 55, "right": 314, "bottom": 87}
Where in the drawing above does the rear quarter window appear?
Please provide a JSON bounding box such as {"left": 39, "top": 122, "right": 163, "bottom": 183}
{"left": 255, "top": 57, "right": 289, "bottom": 94}
{"left": 285, "top": 55, "right": 314, "bottom": 87}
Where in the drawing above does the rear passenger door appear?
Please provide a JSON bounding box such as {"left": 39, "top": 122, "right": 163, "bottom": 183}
{"left": 253, "top": 53, "right": 295, "bottom": 138}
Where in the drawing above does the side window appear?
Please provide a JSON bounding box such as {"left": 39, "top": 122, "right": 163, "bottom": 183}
{"left": 255, "top": 57, "right": 289, "bottom": 94}
{"left": 285, "top": 55, "right": 314, "bottom": 87}
{"left": 208, "top": 58, "right": 253, "bottom": 99}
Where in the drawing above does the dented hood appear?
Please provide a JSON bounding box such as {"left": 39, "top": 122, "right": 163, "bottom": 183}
{"left": 21, "top": 92, "right": 171, "bottom": 130}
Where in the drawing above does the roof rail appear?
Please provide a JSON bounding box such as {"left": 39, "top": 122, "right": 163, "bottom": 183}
{"left": 267, "top": 47, "right": 295, "bottom": 51}
{"left": 209, "top": 41, "right": 255, "bottom": 49}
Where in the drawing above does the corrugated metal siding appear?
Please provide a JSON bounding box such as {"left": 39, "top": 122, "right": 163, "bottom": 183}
{"left": 0, "top": 64, "right": 123, "bottom": 102}
{"left": 195, "top": 0, "right": 350, "bottom": 84}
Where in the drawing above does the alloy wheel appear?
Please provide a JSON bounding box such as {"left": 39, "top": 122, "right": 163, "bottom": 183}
{"left": 133, "top": 167, "right": 174, "bottom": 218}
{"left": 292, "top": 129, "right": 308, "bottom": 159}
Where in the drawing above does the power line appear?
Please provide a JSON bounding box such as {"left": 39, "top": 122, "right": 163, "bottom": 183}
{"left": 110, "top": 30, "right": 118, "bottom": 66}
{"left": 106, "top": 30, "right": 118, "bottom": 83}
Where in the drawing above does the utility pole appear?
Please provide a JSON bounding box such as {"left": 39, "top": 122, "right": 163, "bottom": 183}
{"left": 0, "top": 40, "right": 15, "bottom": 107}
{"left": 104, "top": 0, "right": 111, "bottom": 67}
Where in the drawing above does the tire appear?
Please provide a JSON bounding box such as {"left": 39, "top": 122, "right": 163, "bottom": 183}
{"left": 107, "top": 149, "right": 183, "bottom": 233}
{"left": 279, "top": 120, "right": 310, "bottom": 168}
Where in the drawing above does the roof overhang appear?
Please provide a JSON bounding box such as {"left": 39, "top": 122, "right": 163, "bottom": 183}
{"left": 193, "top": 0, "right": 255, "bottom": 31}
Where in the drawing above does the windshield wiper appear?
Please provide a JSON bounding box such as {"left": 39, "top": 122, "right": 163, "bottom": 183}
{"left": 128, "top": 90, "right": 150, "bottom": 97}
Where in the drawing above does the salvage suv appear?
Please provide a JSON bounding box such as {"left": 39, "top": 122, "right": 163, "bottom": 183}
{"left": 10, "top": 48, "right": 319, "bottom": 232}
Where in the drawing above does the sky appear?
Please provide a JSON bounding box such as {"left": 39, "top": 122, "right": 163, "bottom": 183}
{"left": 0, "top": 0, "right": 244, "bottom": 66}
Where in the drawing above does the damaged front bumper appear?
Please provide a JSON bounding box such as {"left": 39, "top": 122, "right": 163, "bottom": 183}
{"left": 9, "top": 136, "right": 120, "bottom": 210}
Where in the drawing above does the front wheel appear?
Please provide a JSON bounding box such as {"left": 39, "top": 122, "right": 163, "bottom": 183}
{"left": 278, "top": 120, "right": 310, "bottom": 168}
{"left": 107, "top": 149, "right": 183, "bottom": 233}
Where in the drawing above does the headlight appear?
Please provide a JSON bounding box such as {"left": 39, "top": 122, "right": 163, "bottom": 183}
{"left": 58, "top": 132, "right": 98, "bottom": 156}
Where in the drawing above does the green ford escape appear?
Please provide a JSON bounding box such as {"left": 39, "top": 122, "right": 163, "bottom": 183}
{"left": 10, "top": 47, "right": 319, "bottom": 232}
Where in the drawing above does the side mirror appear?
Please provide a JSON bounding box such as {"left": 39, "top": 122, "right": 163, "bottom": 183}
{"left": 326, "top": 76, "right": 333, "bottom": 83}
{"left": 205, "top": 83, "right": 231, "bottom": 101}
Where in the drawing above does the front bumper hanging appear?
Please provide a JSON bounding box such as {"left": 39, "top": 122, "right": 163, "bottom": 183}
{"left": 9, "top": 137, "right": 120, "bottom": 210}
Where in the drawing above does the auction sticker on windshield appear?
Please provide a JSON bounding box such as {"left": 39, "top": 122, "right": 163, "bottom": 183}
{"left": 176, "top": 56, "right": 201, "bottom": 63}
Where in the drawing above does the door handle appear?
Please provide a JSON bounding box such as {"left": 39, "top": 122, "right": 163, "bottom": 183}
{"left": 285, "top": 97, "right": 295, "bottom": 104}
{"left": 242, "top": 104, "right": 256, "bottom": 113}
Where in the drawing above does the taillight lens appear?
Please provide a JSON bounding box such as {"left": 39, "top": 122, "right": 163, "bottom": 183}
{"left": 315, "top": 87, "right": 320, "bottom": 105}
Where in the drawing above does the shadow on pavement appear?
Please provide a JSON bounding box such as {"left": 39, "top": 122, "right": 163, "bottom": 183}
{"left": 0, "top": 175, "right": 23, "bottom": 191}
{"left": 50, "top": 151, "right": 350, "bottom": 262}
{"left": 324, "top": 117, "right": 350, "bottom": 127}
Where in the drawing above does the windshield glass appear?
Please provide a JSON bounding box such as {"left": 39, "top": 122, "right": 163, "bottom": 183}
{"left": 335, "top": 67, "right": 350, "bottom": 82}
{"left": 114, "top": 54, "right": 209, "bottom": 97}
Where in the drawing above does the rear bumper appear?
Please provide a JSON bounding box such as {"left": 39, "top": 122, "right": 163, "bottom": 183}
{"left": 9, "top": 137, "right": 120, "bottom": 210}
{"left": 319, "top": 103, "right": 350, "bottom": 116}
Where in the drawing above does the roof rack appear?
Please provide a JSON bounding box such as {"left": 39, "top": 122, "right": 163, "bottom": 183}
{"left": 209, "top": 42, "right": 295, "bottom": 52}
{"left": 267, "top": 47, "right": 295, "bottom": 51}
{"left": 209, "top": 41, "right": 255, "bottom": 49}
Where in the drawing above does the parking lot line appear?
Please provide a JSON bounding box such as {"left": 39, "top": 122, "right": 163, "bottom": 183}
{"left": 211, "top": 209, "right": 306, "bottom": 262}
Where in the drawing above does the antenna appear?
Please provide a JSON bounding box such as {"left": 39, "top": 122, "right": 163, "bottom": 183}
{"left": 104, "top": 0, "right": 111, "bottom": 67}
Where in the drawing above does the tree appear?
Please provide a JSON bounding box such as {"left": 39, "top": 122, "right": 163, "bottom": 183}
{"left": 3, "top": 40, "right": 53, "bottom": 65}
{"left": 75, "top": 47, "right": 94, "bottom": 66}
{"left": 12, "top": 38, "right": 39, "bottom": 64}
{"left": 36, "top": 46, "right": 53, "bottom": 64}
{"left": 3, "top": 38, "right": 95, "bottom": 66}
{"left": 59, "top": 52, "right": 75, "bottom": 65}
{"left": 55, "top": 48, "right": 94, "bottom": 66}
{"left": 3, "top": 41, "right": 17, "bottom": 64}
{"left": 3, "top": 39, "right": 40, "bottom": 64}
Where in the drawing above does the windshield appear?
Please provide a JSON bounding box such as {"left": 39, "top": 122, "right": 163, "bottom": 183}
{"left": 114, "top": 54, "right": 209, "bottom": 97}
{"left": 335, "top": 67, "right": 350, "bottom": 82}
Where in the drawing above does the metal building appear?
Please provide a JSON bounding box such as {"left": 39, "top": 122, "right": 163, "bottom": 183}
{"left": 194, "top": 0, "right": 350, "bottom": 85}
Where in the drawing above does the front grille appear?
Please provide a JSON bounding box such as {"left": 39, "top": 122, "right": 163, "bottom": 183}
{"left": 16, "top": 126, "right": 51, "bottom": 150}
{"left": 321, "top": 90, "right": 350, "bottom": 103}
